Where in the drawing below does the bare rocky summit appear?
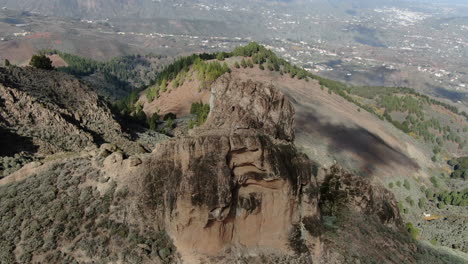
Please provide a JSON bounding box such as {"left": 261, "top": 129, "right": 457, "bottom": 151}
{"left": 139, "top": 75, "right": 317, "bottom": 262}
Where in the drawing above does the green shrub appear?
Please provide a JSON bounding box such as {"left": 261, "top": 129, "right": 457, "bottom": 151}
{"left": 403, "top": 179, "right": 411, "bottom": 190}
{"left": 163, "top": 113, "right": 176, "bottom": 121}
{"left": 430, "top": 176, "right": 439, "bottom": 188}
{"left": 29, "top": 54, "right": 54, "bottom": 70}
{"left": 166, "top": 117, "right": 174, "bottom": 130}
{"left": 449, "top": 157, "right": 468, "bottom": 179}
{"left": 405, "top": 196, "right": 415, "bottom": 207}
{"left": 216, "top": 52, "right": 225, "bottom": 61}
{"left": 189, "top": 102, "right": 210, "bottom": 129}
{"left": 418, "top": 198, "right": 426, "bottom": 209}
{"left": 147, "top": 113, "right": 159, "bottom": 131}
{"left": 425, "top": 189, "right": 434, "bottom": 200}
{"left": 388, "top": 182, "right": 394, "bottom": 188}
{"left": 241, "top": 58, "right": 247, "bottom": 68}
{"left": 405, "top": 223, "right": 419, "bottom": 240}
{"left": 397, "top": 202, "right": 404, "bottom": 212}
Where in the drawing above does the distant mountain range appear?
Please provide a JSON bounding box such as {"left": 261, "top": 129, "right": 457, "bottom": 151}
{"left": 0, "top": 0, "right": 431, "bottom": 19}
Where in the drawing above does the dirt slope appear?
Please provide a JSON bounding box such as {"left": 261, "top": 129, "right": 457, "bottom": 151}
{"left": 139, "top": 73, "right": 210, "bottom": 118}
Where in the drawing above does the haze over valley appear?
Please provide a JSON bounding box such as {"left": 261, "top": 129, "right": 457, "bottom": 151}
{"left": 0, "top": 1, "right": 467, "bottom": 264}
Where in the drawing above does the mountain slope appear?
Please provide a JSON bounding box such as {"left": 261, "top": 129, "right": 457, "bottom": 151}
{"left": 0, "top": 66, "right": 166, "bottom": 178}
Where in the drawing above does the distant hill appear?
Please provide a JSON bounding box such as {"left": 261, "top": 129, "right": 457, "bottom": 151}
{"left": 0, "top": 0, "right": 423, "bottom": 19}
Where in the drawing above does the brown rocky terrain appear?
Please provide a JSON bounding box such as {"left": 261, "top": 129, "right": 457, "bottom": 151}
{"left": 0, "top": 66, "right": 147, "bottom": 154}
{"left": 0, "top": 66, "right": 166, "bottom": 178}
{"left": 0, "top": 70, "right": 441, "bottom": 263}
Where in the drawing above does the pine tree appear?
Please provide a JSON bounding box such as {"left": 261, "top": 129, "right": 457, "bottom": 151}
{"left": 160, "top": 79, "right": 167, "bottom": 92}
{"left": 216, "top": 52, "right": 225, "bottom": 61}
{"left": 29, "top": 55, "right": 54, "bottom": 70}
{"left": 4, "top": 59, "right": 11, "bottom": 67}
{"left": 148, "top": 113, "right": 159, "bottom": 130}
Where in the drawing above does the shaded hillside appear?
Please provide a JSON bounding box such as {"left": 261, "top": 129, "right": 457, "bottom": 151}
{"left": 41, "top": 50, "right": 172, "bottom": 101}
{"left": 0, "top": 66, "right": 167, "bottom": 178}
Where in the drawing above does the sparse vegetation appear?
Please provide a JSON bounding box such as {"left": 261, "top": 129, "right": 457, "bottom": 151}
{"left": 145, "top": 55, "right": 230, "bottom": 102}
{"left": 40, "top": 50, "right": 165, "bottom": 89}
{"left": 405, "top": 196, "right": 415, "bottom": 207}
{"left": 0, "top": 159, "right": 175, "bottom": 263}
{"left": 306, "top": 74, "right": 467, "bottom": 154}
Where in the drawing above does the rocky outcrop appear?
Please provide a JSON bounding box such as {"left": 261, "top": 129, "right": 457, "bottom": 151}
{"left": 138, "top": 75, "right": 319, "bottom": 262}
{"left": 319, "top": 165, "right": 402, "bottom": 227}
{"left": 131, "top": 74, "right": 412, "bottom": 263}
{"left": 0, "top": 67, "right": 144, "bottom": 157}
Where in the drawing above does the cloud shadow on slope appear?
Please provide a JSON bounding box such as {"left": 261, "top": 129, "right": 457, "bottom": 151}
{"left": 294, "top": 107, "right": 420, "bottom": 176}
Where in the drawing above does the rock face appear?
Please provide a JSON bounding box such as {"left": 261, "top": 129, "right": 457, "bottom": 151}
{"left": 140, "top": 75, "right": 319, "bottom": 262}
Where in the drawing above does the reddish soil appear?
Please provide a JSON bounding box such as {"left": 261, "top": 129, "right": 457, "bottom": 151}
{"left": 25, "top": 32, "right": 53, "bottom": 39}
{"left": 139, "top": 74, "right": 210, "bottom": 118}
{"left": 48, "top": 54, "right": 68, "bottom": 67}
